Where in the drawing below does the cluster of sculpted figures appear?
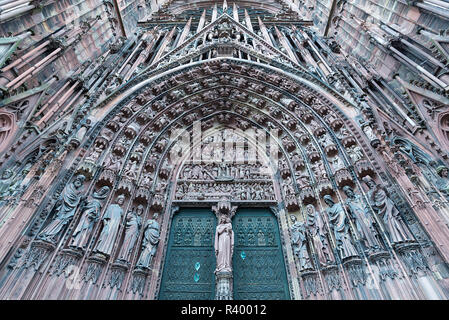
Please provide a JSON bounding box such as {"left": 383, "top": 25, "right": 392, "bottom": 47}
{"left": 37, "top": 174, "right": 160, "bottom": 269}
{"left": 175, "top": 181, "right": 275, "bottom": 201}
{"left": 35, "top": 168, "right": 414, "bottom": 275}
{"left": 290, "top": 176, "right": 414, "bottom": 270}
{"left": 179, "top": 162, "right": 270, "bottom": 180}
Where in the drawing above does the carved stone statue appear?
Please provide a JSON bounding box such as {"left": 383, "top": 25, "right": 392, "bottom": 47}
{"left": 0, "top": 167, "right": 30, "bottom": 205}
{"left": 361, "top": 123, "right": 379, "bottom": 146}
{"left": 290, "top": 215, "right": 313, "bottom": 271}
{"left": 435, "top": 166, "right": 449, "bottom": 200}
{"left": 124, "top": 159, "right": 139, "bottom": 180}
{"left": 70, "top": 186, "right": 110, "bottom": 250}
{"left": 318, "top": 134, "right": 334, "bottom": 148}
{"left": 312, "top": 161, "right": 327, "bottom": 179}
{"left": 38, "top": 175, "right": 86, "bottom": 242}
{"left": 214, "top": 215, "right": 234, "bottom": 273}
{"left": 336, "top": 127, "right": 350, "bottom": 140}
{"left": 104, "top": 154, "right": 122, "bottom": 172}
{"left": 323, "top": 195, "right": 358, "bottom": 259}
{"left": 85, "top": 145, "right": 104, "bottom": 162}
{"left": 93, "top": 194, "right": 125, "bottom": 256}
{"left": 347, "top": 144, "right": 364, "bottom": 163}
{"left": 136, "top": 213, "right": 160, "bottom": 269}
{"left": 330, "top": 155, "right": 345, "bottom": 172}
{"left": 305, "top": 204, "right": 333, "bottom": 266}
{"left": 363, "top": 176, "right": 414, "bottom": 245}
{"left": 343, "top": 186, "right": 381, "bottom": 253}
{"left": 0, "top": 169, "right": 14, "bottom": 196}
{"left": 118, "top": 204, "right": 144, "bottom": 262}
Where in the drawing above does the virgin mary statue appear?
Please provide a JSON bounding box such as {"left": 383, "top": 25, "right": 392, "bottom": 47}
{"left": 214, "top": 215, "right": 234, "bottom": 273}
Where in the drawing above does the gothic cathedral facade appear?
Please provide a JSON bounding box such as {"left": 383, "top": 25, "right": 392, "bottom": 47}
{"left": 0, "top": 0, "right": 448, "bottom": 300}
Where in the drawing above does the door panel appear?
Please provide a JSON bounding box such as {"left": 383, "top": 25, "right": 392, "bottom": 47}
{"left": 159, "top": 208, "right": 290, "bottom": 300}
{"left": 233, "top": 208, "right": 290, "bottom": 300}
{"left": 159, "top": 208, "right": 216, "bottom": 300}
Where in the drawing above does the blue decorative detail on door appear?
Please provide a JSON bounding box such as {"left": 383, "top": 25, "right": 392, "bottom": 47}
{"left": 233, "top": 208, "right": 290, "bottom": 300}
{"left": 159, "top": 208, "right": 216, "bottom": 300}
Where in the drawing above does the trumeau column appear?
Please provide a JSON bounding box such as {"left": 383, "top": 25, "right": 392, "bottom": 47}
{"left": 212, "top": 197, "right": 237, "bottom": 300}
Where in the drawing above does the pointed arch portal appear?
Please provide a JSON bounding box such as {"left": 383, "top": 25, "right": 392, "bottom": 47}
{"left": 0, "top": 28, "right": 446, "bottom": 299}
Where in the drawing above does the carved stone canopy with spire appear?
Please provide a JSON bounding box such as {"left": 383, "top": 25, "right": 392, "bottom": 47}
{"left": 212, "top": 195, "right": 238, "bottom": 219}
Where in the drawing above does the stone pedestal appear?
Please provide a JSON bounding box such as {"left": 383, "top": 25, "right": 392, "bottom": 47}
{"left": 215, "top": 270, "right": 233, "bottom": 300}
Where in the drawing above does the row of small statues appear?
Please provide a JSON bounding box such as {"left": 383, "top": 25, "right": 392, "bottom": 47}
{"left": 290, "top": 176, "right": 414, "bottom": 270}
{"left": 175, "top": 182, "right": 275, "bottom": 200}
{"left": 179, "top": 162, "right": 270, "bottom": 180}
{"left": 37, "top": 175, "right": 160, "bottom": 269}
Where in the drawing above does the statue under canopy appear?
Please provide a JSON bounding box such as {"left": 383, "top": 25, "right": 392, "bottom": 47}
{"left": 290, "top": 214, "right": 313, "bottom": 271}
{"left": 0, "top": 170, "right": 14, "bottom": 197}
{"left": 38, "top": 174, "right": 86, "bottom": 243}
{"left": 323, "top": 195, "right": 358, "bottom": 260}
{"left": 70, "top": 186, "right": 110, "bottom": 250}
{"left": 118, "top": 204, "right": 144, "bottom": 262}
{"left": 343, "top": 185, "right": 381, "bottom": 254}
{"left": 136, "top": 213, "right": 160, "bottom": 269}
{"left": 363, "top": 176, "right": 414, "bottom": 245}
{"left": 435, "top": 166, "right": 449, "bottom": 200}
{"left": 93, "top": 194, "right": 125, "bottom": 257}
{"left": 305, "top": 204, "right": 333, "bottom": 266}
{"left": 214, "top": 214, "right": 234, "bottom": 273}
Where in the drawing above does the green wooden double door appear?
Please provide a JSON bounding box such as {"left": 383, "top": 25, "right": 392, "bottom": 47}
{"left": 159, "top": 208, "right": 290, "bottom": 300}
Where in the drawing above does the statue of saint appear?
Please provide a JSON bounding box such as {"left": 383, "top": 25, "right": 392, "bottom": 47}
{"left": 330, "top": 155, "right": 345, "bottom": 172}
{"left": 136, "top": 213, "right": 160, "bottom": 269}
{"left": 343, "top": 186, "right": 381, "bottom": 253}
{"left": 117, "top": 204, "right": 144, "bottom": 262}
{"left": 0, "top": 167, "right": 30, "bottom": 205}
{"left": 290, "top": 215, "right": 313, "bottom": 271}
{"left": 347, "top": 144, "right": 364, "bottom": 163}
{"left": 214, "top": 215, "right": 234, "bottom": 273}
{"left": 435, "top": 166, "right": 449, "bottom": 200}
{"left": 93, "top": 194, "right": 125, "bottom": 257}
{"left": 70, "top": 186, "right": 110, "bottom": 250}
{"left": 363, "top": 176, "right": 414, "bottom": 245}
{"left": 0, "top": 169, "right": 14, "bottom": 197}
{"left": 104, "top": 154, "right": 122, "bottom": 172}
{"left": 38, "top": 174, "right": 86, "bottom": 242}
{"left": 305, "top": 204, "right": 333, "bottom": 266}
{"left": 124, "top": 159, "right": 139, "bottom": 180}
{"left": 85, "top": 145, "right": 103, "bottom": 162}
{"left": 323, "top": 195, "right": 358, "bottom": 260}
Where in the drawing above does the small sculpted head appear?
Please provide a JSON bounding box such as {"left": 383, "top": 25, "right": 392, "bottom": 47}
{"left": 116, "top": 194, "right": 126, "bottom": 205}
{"left": 1, "top": 170, "right": 13, "bottom": 180}
{"left": 342, "top": 185, "right": 354, "bottom": 198}
{"left": 290, "top": 214, "right": 297, "bottom": 223}
{"left": 305, "top": 204, "right": 315, "bottom": 216}
{"left": 437, "top": 166, "right": 449, "bottom": 178}
{"left": 74, "top": 175, "right": 86, "bottom": 188}
{"left": 362, "top": 176, "right": 376, "bottom": 189}
{"left": 94, "top": 186, "right": 110, "bottom": 199}
{"left": 323, "top": 195, "right": 334, "bottom": 207}
{"left": 137, "top": 204, "right": 145, "bottom": 215}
